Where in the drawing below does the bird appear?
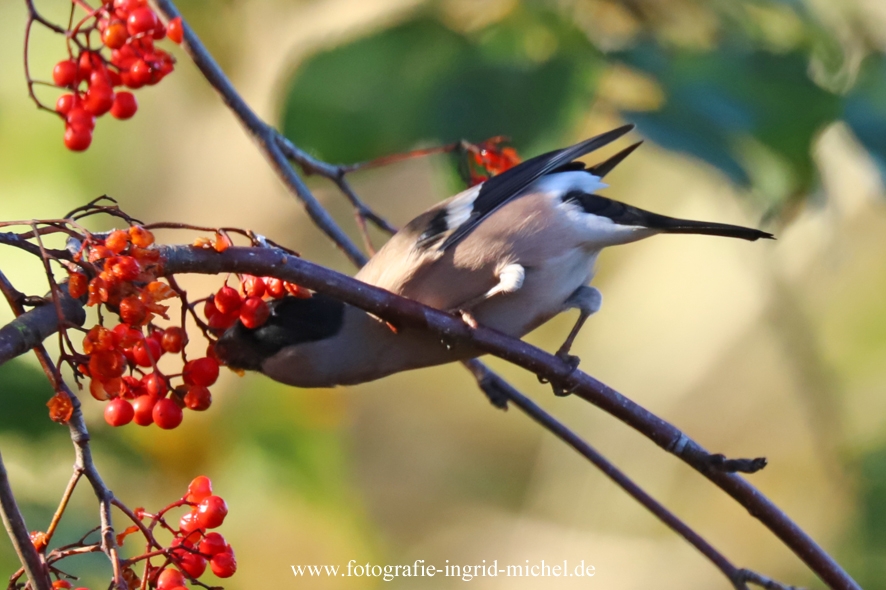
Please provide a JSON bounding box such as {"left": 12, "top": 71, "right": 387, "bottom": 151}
{"left": 215, "top": 124, "right": 774, "bottom": 389}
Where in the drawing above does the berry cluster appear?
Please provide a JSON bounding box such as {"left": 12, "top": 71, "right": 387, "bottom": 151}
{"left": 203, "top": 274, "right": 311, "bottom": 332}
{"left": 46, "top": 0, "right": 184, "bottom": 151}
{"left": 39, "top": 476, "right": 236, "bottom": 589}
{"left": 65, "top": 225, "right": 220, "bottom": 430}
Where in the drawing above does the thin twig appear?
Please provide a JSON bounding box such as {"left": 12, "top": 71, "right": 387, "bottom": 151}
{"left": 0, "top": 450, "right": 51, "bottom": 590}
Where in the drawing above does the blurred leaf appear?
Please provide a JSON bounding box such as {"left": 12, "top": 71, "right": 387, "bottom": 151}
{"left": 844, "top": 56, "right": 886, "bottom": 182}
{"left": 844, "top": 445, "right": 886, "bottom": 588}
{"left": 280, "top": 10, "right": 602, "bottom": 163}
{"left": 620, "top": 45, "right": 841, "bottom": 211}
{"left": 0, "top": 359, "right": 59, "bottom": 438}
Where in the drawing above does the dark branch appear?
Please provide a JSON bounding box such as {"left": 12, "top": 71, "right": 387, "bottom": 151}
{"left": 0, "top": 450, "right": 51, "bottom": 590}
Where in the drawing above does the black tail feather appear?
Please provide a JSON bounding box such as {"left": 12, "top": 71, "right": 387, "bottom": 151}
{"left": 588, "top": 141, "right": 643, "bottom": 178}
{"left": 651, "top": 217, "right": 775, "bottom": 241}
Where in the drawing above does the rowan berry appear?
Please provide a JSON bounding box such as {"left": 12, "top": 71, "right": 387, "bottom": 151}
{"left": 128, "top": 59, "right": 152, "bottom": 86}
{"left": 104, "top": 398, "right": 134, "bottom": 426}
{"left": 196, "top": 495, "right": 227, "bottom": 529}
{"left": 128, "top": 225, "right": 154, "bottom": 247}
{"left": 179, "top": 509, "right": 201, "bottom": 534}
{"left": 52, "top": 581, "right": 72, "bottom": 589}
{"left": 142, "top": 372, "right": 167, "bottom": 398}
{"left": 126, "top": 6, "right": 158, "bottom": 35}
{"left": 183, "top": 358, "right": 219, "bottom": 387}
{"left": 89, "top": 349, "right": 127, "bottom": 380}
{"left": 121, "top": 375, "right": 146, "bottom": 399}
{"left": 90, "top": 379, "right": 110, "bottom": 401}
{"left": 119, "top": 296, "right": 147, "bottom": 326}
{"left": 161, "top": 326, "right": 185, "bottom": 353}
{"left": 167, "top": 16, "right": 183, "bottom": 43}
{"left": 110, "top": 91, "right": 137, "bottom": 119}
{"left": 176, "top": 551, "right": 207, "bottom": 578}
{"left": 153, "top": 397, "right": 183, "bottom": 429}
{"left": 200, "top": 534, "right": 227, "bottom": 558}
{"left": 184, "top": 385, "right": 211, "bottom": 411}
{"left": 101, "top": 20, "right": 128, "bottom": 49}
{"left": 68, "top": 272, "right": 88, "bottom": 298}
{"left": 55, "top": 93, "right": 76, "bottom": 116}
{"left": 265, "top": 277, "right": 285, "bottom": 298}
{"left": 108, "top": 255, "right": 140, "bottom": 281}
{"left": 210, "top": 548, "right": 236, "bottom": 578}
{"left": 64, "top": 126, "right": 92, "bottom": 152}
{"left": 155, "top": 568, "right": 185, "bottom": 590}
{"left": 132, "top": 395, "right": 156, "bottom": 426}
{"left": 52, "top": 60, "right": 77, "bottom": 87}
{"left": 214, "top": 286, "right": 242, "bottom": 315}
{"left": 132, "top": 338, "right": 161, "bottom": 367}
{"left": 186, "top": 475, "right": 212, "bottom": 503}
{"left": 240, "top": 274, "right": 265, "bottom": 298}
{"left": 239, "top": 296, "right": 269, "bottom": 328}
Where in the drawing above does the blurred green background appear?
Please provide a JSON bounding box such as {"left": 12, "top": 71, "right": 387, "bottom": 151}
{"left": 2, "top": 0, "right": 886, "bottom": 587}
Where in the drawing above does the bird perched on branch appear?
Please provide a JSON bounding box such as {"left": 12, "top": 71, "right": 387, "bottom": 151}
{"left": 216, "top": 124, "right": 773, "bottom": 388}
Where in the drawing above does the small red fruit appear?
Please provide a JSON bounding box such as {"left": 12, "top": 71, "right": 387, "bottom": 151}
{"left": 155, "top": 567, "right": 185, "bottom": 590}
{"left": 105, "top": 229, "right": 130, "bottom": 253}
{"left": 110, "top": 91, "right": 137, "bottom": 119}
{"left": 161, "top": 326, "right": 185, "bottom": 353}
{"left": 129, "top": 225, "right": 154, "bottom": 247}
{"left": 186, "top": 475, "right": 213, "bottom": 503}
{"left": 55, "top": 93, "right": 76, "bottom": 116}
{"left": 240, "top": 274, "right": 265, "bottom": 298}
{"left": 132, "top": 338, "right": 161, "bottom": 367}
{"left": 64, "top": 126, "right": 92, "bottom": 152}
{"left": 183, "top": 357, "right": 219, "bottom": 387}
{"left": 179, "top": 508, "right": 202, "bottom": 534}
{"left": 52, "top": 60, "right": 77, "bottom": 87}
{"left": 167, "top": 16, "right": 183, "bottom": 44}
{"left": 142, "top": 372, "right": 168, "bottom": 398}
{"left": 52, "top": 581, "right": 72, "bottom": 589}
{"left": 101, "top": 20, "right": 128, "bottom": 49}
{"left": 126, "top": 6, "right": 159, "bottom": 35}
{"left": 184, "top": 386, "right": 211, "bottom": 411}
{"left": 198, "top": 532, "right": 226, "bottom": 556}
{"left": 68, "top": 272, "right": 88, "bottom": 298}
{"left": 128, "top": 59, "right": 152, "bottom": 86}
{"left": 119, "top": 295, "right": 147, "bottom": 326}
{"left": 108, "top": 255, "right": 140, "bottom": 281}
{"left": 104, "top": 398, "right": 134, "bottom": 427}
{"left": 239, "top": 297, "right": 269, "bottom": 329}
{"left": 176, "top": 551, "right": 207, "bottom": 578}
{"left": 196, "top": 495, "right": 228, "bottom": 529}
{"left": 153, "top": 398, "right": 183, "bottom": 429}
{"left": 214, "top": 285, "right": 242, "bottom": 314}
{"left": 132, "top": 395, "right": 156, "bottom": 426}
{"left": 210, "top": 549, "right": 236, "bottom": 578}
{"left": 265, "top": 277, "right": 285, "bottom": 298}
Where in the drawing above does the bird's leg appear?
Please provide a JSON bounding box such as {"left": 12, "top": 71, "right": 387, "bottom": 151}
{"left": 454, "top": 263, "right": 525, "bottom": 328}
{"left": 540, "top": 285, "right": 602, "bottom": 396}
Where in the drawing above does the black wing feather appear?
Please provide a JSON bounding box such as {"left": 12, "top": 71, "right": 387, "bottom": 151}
{"left": 437, "top": 124, "right": 635, "bottom": 251}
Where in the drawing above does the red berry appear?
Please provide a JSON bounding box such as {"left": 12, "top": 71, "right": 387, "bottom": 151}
{"left": 66, "top": 107, "right": 96, "bottom": 132}
{"left": 265, "top": 277, "right": 285, "bottom": 298}
{"left": 127, "top": 6, "right": 159, "bottom": 35}
{"left": 210, "top": 549, "right": 236, "bottom": 578}
{"left": 52, "top": 581, "right": 72, "bottom": 589}
{"left": 167, "top": 16, "right": 183, "bottom": 43}
{"left": 240, "top": 275, "right": 265, "bottom": 298}
{"left": 142, "top": 372, "right": 167, "bottom": 398}
{"left": 55, "top": 93, "right": 76, "bottom": 116}
{"left": 129, "top": 225, "right": 154, "bottom": 247}
{"left": 102, "top": 20, "right": 128, "bottom": 49}
{"left": 78, "top": 52, "right": 97, "bottom": 80}
{"left": 89, "top": 350, "right": 127, "bottom": 380}
{"left": 105, "top": 229, "right": 130, "bottom": 253}
{"left": 239, "top": 297, "right": 269, "bottom": 329}
{"left": 113, "top": 0, "right": 144, "bottom": 17}
{"left": 108, "top": 255, "right": 140, "bottom": 281}
{"left": 208, "top": 309, "right": 238, "bottom": 331}
{"left": 198, "top": 532, "right": 226, "bottom": 556}
{"left": 84, "top": 84, "right": 115, "bottom": 117}
{"left": 110, "top": 91, "right": 137, "bottom": 119}
{"left": 184, "top": 385, "right": 211, "bottom": 411}
{"left": 121, "top": 375, "right": 146, "bottom": 399}
{"left": 119, "top": 295, "right": 147, "bottom": 326}
{"left": 52, "top": 60, "right": 77, "bottom": 87}
{"left": 132, "top": 338, "right": 161, "bottom": 367}
{"left": 63, "top": 126, "right": 92, "bottom": 152}
{"left": 104, "top": 398, "right": 134, "bottom": 427}
{"left": 186, "top": 475, "right": 212, "bottom": 503}
{"left": 179, "top": 509, "right": 202, "bottom": 534}
{"left": 161, "top": 326, "right": 185, "bottom": 353}
{"left": 128, "top": 59, "right": 152, "bottom": 86}
{"left": 214, "top": 286, "right": 242, "bottom": 315}
{"left": 132, "top": 395, "right": 156, "bottom": 426}
{"left": 183, "top": 358, "right": 219, "bottom": 387}
{"left": 196, "top": 495, "right": 228, "bottom": 529}
{"left": 155, "top": 567, "right": 185, "bottom": 590}
{"left": 68, "top": 272, "right": 88, "bottom": 298}
{"left": 176, "top": 551, "right": 206, "bottom": 578}
{"left": 153, "top": 398, "right": 183, "bottom": 429}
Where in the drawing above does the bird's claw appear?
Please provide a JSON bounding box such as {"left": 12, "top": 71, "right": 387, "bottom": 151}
{"left": 539, "top": 353, "right": 581, "bottom": 396}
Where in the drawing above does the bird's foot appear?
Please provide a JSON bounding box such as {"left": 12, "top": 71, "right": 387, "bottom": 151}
{"left": 459, "top": 309, "right": 479, "bottom": 329}
{"left": 538, "top": 353, "right": 581, "bottom": 396}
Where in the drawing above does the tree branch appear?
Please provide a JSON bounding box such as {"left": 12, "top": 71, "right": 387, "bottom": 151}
{"left": 0, "top": 449, "right": 51, "bottom": 590}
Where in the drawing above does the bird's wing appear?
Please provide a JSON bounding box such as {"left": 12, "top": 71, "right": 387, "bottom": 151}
{"left": 435, "top": 124, "right": 635, "bottom": 251}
